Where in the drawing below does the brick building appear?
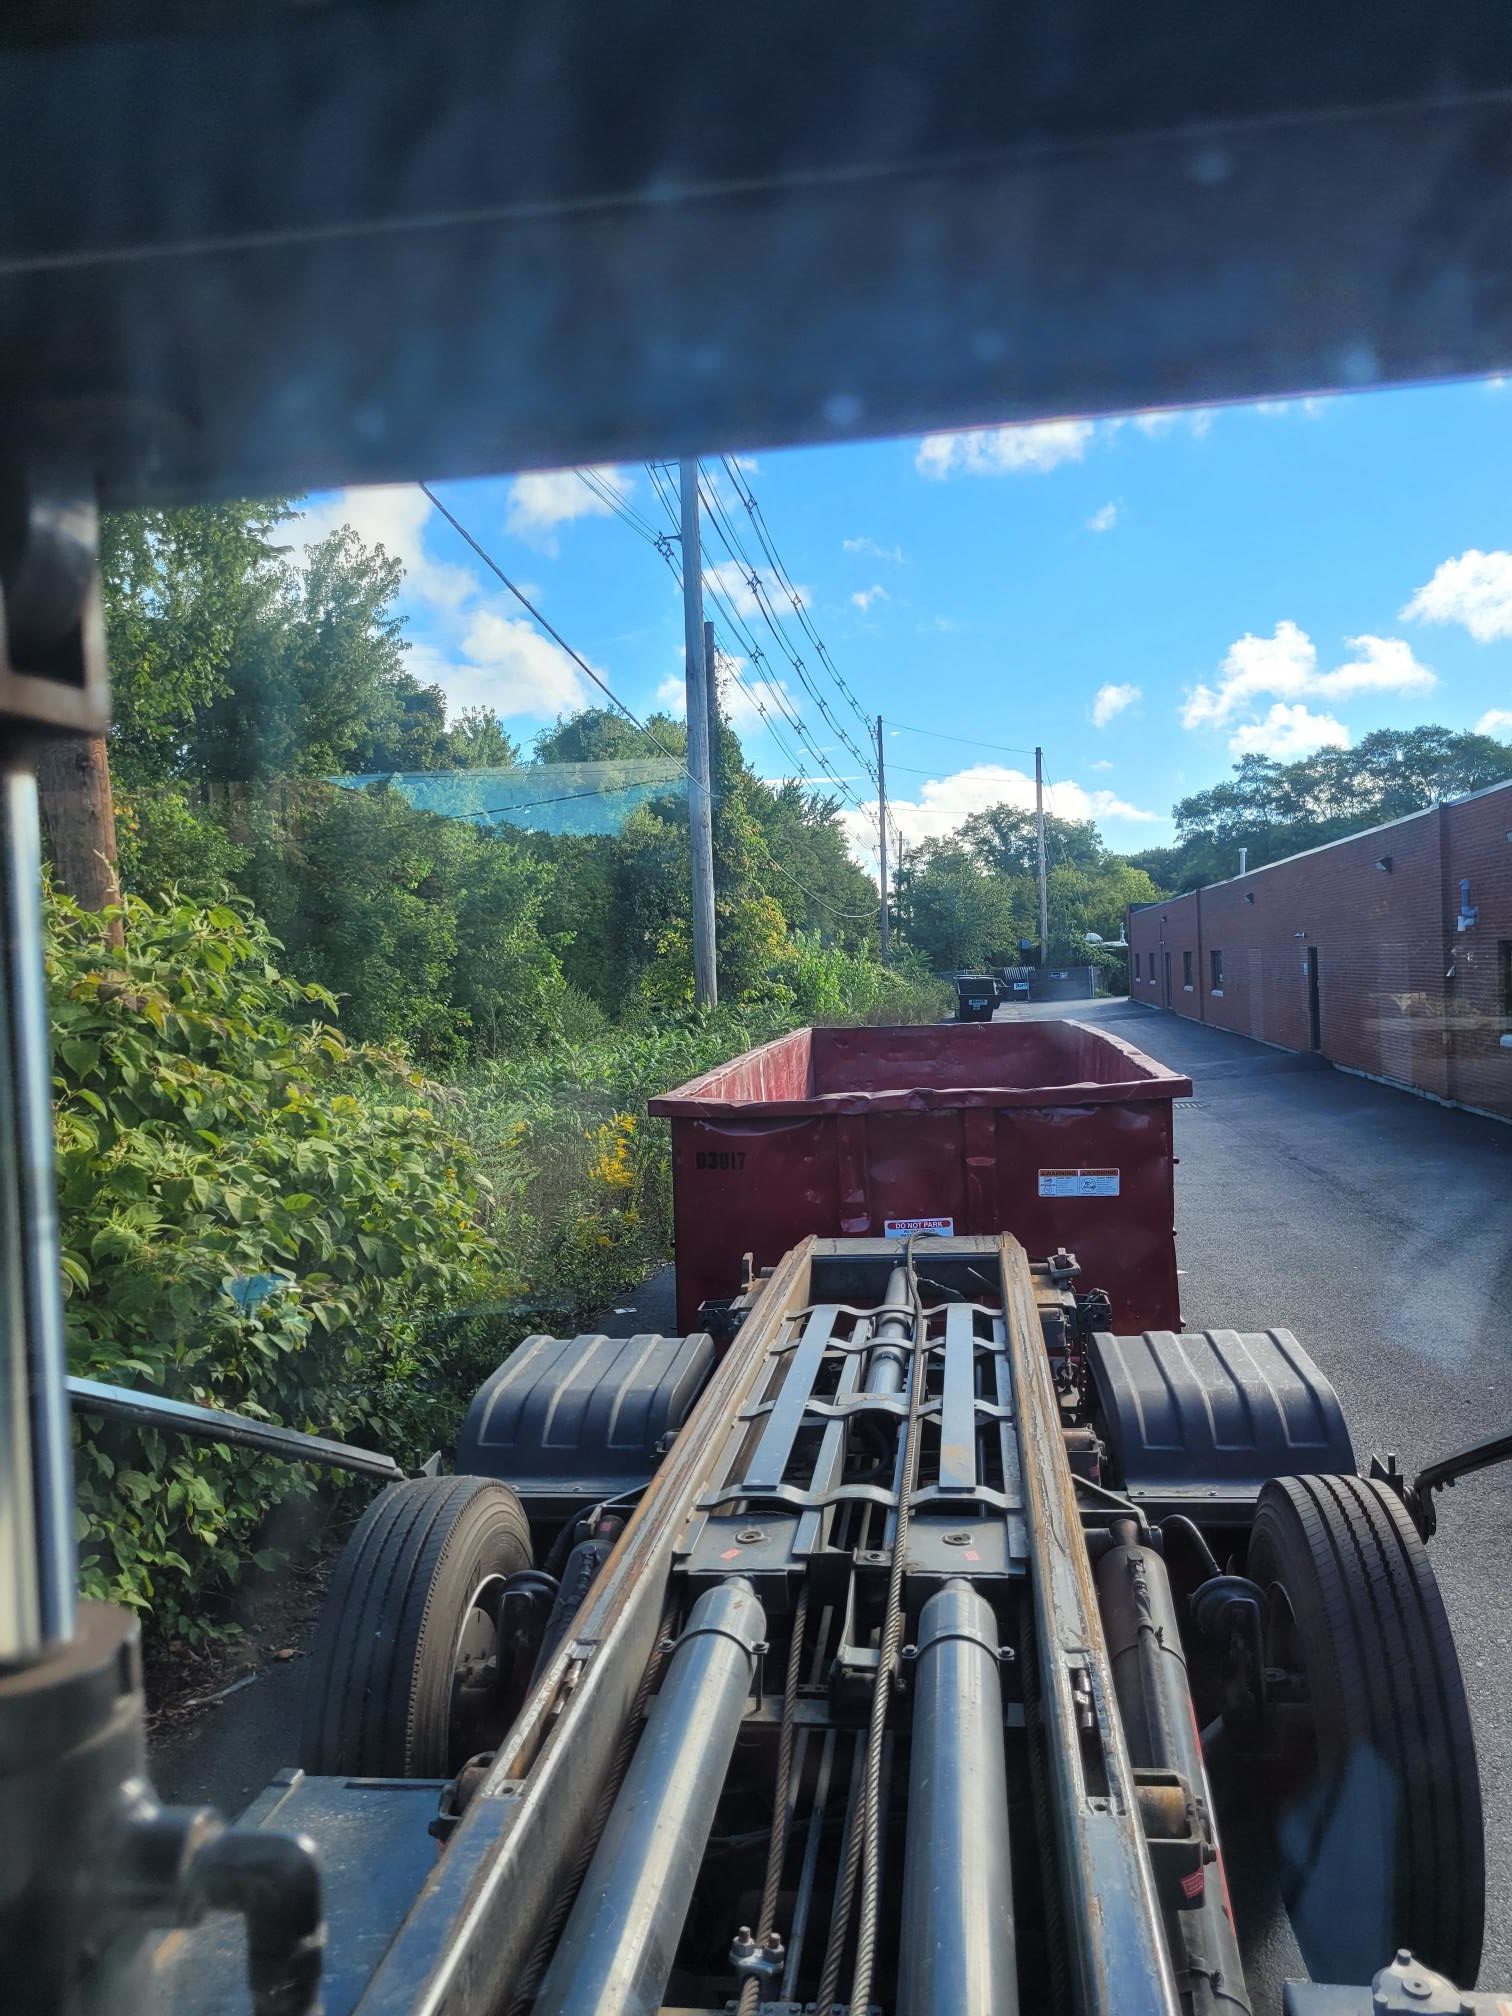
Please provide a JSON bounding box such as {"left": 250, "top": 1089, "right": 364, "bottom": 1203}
{"left": 1125, "top": 779, "right": 1512, "bottom": 1122}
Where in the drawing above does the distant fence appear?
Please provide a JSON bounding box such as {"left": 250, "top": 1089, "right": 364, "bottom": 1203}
{"left": 203, "top": 762, "right": 688, "bottom": 843}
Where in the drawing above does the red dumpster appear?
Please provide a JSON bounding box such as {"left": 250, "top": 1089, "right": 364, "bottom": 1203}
{"left": 648, "top": 1020, "right": 1191, "bottom": 1332}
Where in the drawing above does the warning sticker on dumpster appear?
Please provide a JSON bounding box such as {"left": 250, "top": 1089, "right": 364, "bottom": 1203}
{"left": 1038, "top": 1168, "right": 1120, "bottom": 1198}
{"left": 883, "top": 1215, "right": 955, "bottom": 1238}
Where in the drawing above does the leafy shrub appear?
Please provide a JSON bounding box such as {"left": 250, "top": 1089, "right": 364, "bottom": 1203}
{"left": 115, "top": 783, "right": 249, "bottom": 899}
{"left": 51, "top": 890, "right": 500, "bottom": 1631}
{"left": 779, "top": 939, "right": 951, "bottom": 1025}
{"left": 240, "top": 783, "right": 566, "bottom": 1064}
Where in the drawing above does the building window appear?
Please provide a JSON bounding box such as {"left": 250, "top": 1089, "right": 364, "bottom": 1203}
{"left": 1133, "top": 952, "right": 1141, "bottom": 980}
{"left": 1182, "top": 950, "right": 1193, "bottom": 989}
{"left": 1210, "top": 948, "right": 1224, "bottom": 993}
{"left": 1501, "top": 940, "right": 1512, "bottom": 1031}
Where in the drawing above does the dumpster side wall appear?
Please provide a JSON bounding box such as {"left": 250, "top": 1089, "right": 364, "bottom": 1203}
{"left": 665, "top": 1094, "right": 1180, "bottom": 1332}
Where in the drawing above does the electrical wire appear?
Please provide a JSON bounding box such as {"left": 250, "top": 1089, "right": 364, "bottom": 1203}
{"left": 418, "top": 480, "right": 702, "bottom": 790}
{"left": 721, "top": 453, "right": 880, "bottom": 753}
{"left": 698, "top": 460, "right": 878, "bottom": 788}
{"left": 696, "top": 468, "right": 878, "bottom": 813}
{"left": 646, "top": 461, "right": 878, "bottom": 828}
{"left": 885, "top": 719, "right": 1039, "bottom": 758}
{"left": 415, "top": 481, "right": 881, "bottom": 930}
{"left": 754, "top": 841, "right": 881, "bottom": 921}
{"left": 574, "top": 467, "right": 666, "bottom": 543}
{"left": 591, "top": 463, "right": 890, "bottom": 914}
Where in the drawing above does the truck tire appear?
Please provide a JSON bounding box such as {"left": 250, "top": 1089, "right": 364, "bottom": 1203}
{"left": 1247, "top": 1473, "right": 1483, "bottom": 1988}
{"left": 300, "top": 1475, "right": 533, "bottom": 1779}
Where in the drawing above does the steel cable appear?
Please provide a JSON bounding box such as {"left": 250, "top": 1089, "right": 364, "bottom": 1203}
{"left": 736, "top": 1582, "right": 811, "bottom": 2016}
{"left": 817, "top": 1239, "right": 930, "bottom": 2016}
{"left": 814, "top": 1734, "right": 866, "bottom": 2016}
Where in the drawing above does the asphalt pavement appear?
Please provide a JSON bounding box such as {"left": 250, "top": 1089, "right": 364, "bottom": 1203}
{"left": 997, "top": 992, "right": 1512, "bottom": 2001}
{"left": 155, "top": 995, "right": 1512, "bottom": 2006}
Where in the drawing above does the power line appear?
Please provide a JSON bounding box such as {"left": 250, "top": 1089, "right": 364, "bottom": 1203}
{"left": 575, "top": 468, "right": 668, "bottom": 545}
{"left": 884, "top": 721, "right": 1039, "bottom": 759}
{"left": 417, "top": 480, "right": 699, "bottom": 789}
{"left": 694, "top": 467, "right": 878, "bottom": 815}
{"left": 720, "top": 453, "right": 880, "bottom": 753}
{"left": 695, "top": 461, "right": 878, "bottom": 784}
{"left": 647, "top": 460, "right": 872, "bottom": 821}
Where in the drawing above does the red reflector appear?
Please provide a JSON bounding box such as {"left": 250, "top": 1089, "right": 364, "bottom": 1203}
{"left": 1180, "top": 1867, "right": 1206, "bottom": 1901}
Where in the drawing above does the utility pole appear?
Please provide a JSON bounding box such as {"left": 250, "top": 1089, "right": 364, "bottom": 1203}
{"left": 877, "top": 715, "right": 890, "bottom": 964}
{"left": 36, "top": 735, "right": 124, "bottom": 948}
{"left": 679, "top": 460, "right": 718, "bottom": 1008}
{"left": 1034, "top": 744, "right": 1049, "bottom": 960}
{"left": 704, "top": 619, "right": 720, "bottom": 808}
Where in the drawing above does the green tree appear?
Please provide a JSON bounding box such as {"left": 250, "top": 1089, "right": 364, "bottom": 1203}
{"left": 448, "top": 709, "right": 522, "bottom": 770}
{"left": 102, "top": 499, "right": 294, "bottom": 786}
{"left": 903, "top": 841, "right": 1029, "bottom": 971}
{"left": 242, "top": 785, "right": 564, "bottom": 1063}
{"left": 188, "top": 527, "right": 410, "bottom": 781}
{"left": 1140, "top": 724, "right": 1512, "bottom": 891}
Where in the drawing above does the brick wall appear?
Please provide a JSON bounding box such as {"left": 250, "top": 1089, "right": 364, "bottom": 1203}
{"left": 1126, "top": 781, "right": 1512, "bottom": 1121}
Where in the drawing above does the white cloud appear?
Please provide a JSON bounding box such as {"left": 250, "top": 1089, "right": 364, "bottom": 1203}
{"left": 658, "top": 660, "right": 802, "bottom": 736}
{"left": 1087, "top": 502, "right": 1119, "bottom": 533}
{"left": 297, "top": 482, "right": 613, "bottom": 722}
{"left": 414, "top": 609, "right": 593, "bottom": 719}
{"left": 1182, "top": 621, "right": 1435, "bottom": 729}
{"left": 915, "top": 419, "right": 1095, "bottom": 479}
{"left": 295, "top": 486, "right": 478, "bottom": 613}
{"left": 503, "top": 465, "right": 631, "bottom": 552}
{"left": 1227, "top": 703, "right": 1351, "bottom": 760}
{"left": 1124, "top": 407, "right": 1215, "bottom": 439}
{"left": 851, "top": 584, "right": 889, "bottom": 613}
{"left": 703, "top": 559, "right": 810, "bottom": 619}
{"left": 843, "top": 536, "right": 905, "bottom": 562}
{"left": 1091, "top": 681, "right": 1140, "bottom": 728}
{"left": 1251, "top": 396, "right": 1328, "bottom": 419}
{"left": 840, "top": 762, "right": 1160, "bottom": 864}
{"left": 1089, "top": 758, "right": 1114, "bottom": 771}
{"left": 1402, "top": 549, "right": 1512, "bottom": 642}
{"left": 1476, "top": 707, "right": 1512, "bottom": 737}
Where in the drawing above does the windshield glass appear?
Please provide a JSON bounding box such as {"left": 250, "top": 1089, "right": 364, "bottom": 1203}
{"left": 43, "top": 382, "right": 1512, "bottom": 2009}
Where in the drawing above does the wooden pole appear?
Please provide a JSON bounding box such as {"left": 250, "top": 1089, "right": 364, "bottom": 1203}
{"left": 36, "top": 735, "right": 123, "bottom": 946}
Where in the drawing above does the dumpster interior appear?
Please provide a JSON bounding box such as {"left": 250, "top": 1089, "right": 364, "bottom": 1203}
{"left": 655, "top": 1020, "right": 1181, "bottom": 1111}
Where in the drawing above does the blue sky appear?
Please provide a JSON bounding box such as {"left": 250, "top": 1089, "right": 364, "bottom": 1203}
{"left": 297, "top": 376, "right": 1512, "bottom": 868}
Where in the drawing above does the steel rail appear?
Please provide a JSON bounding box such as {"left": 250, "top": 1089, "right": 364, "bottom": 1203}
{"left": 66, "top": 1377, "right": 405, "bottom": 1484}
{"left": 352, "top": 1236, "right": 817, "bottom": 2016}
{"left": 997, "top": 1235, "right": 1180, "bottom": 2016}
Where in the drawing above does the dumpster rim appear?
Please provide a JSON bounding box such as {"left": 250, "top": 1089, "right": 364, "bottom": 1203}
{"left": 647, "top": 1019, "right": 1193, "bottom": 1118}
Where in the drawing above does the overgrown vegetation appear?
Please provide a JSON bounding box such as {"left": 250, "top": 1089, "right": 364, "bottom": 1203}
{"left": 55, "top": 894, "right": 497, "bottom": 1629}
{"left": 58, "top": 895, "right": 940, "bottom": 1632}
{"left": 53, "top": 499, "right": 948, "bottom": 1632}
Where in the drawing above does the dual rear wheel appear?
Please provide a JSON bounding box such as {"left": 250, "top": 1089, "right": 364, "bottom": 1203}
{"left": 299, "top": 1476, "right": 537, "bottom": 1780}
{"left": 1246, "top": 1472, "right": 1483, "bottom": 1989}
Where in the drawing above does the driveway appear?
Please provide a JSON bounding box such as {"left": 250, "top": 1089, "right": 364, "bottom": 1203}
{"left": 998, "top": 993, "right": 1512, "bottom": 1998}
